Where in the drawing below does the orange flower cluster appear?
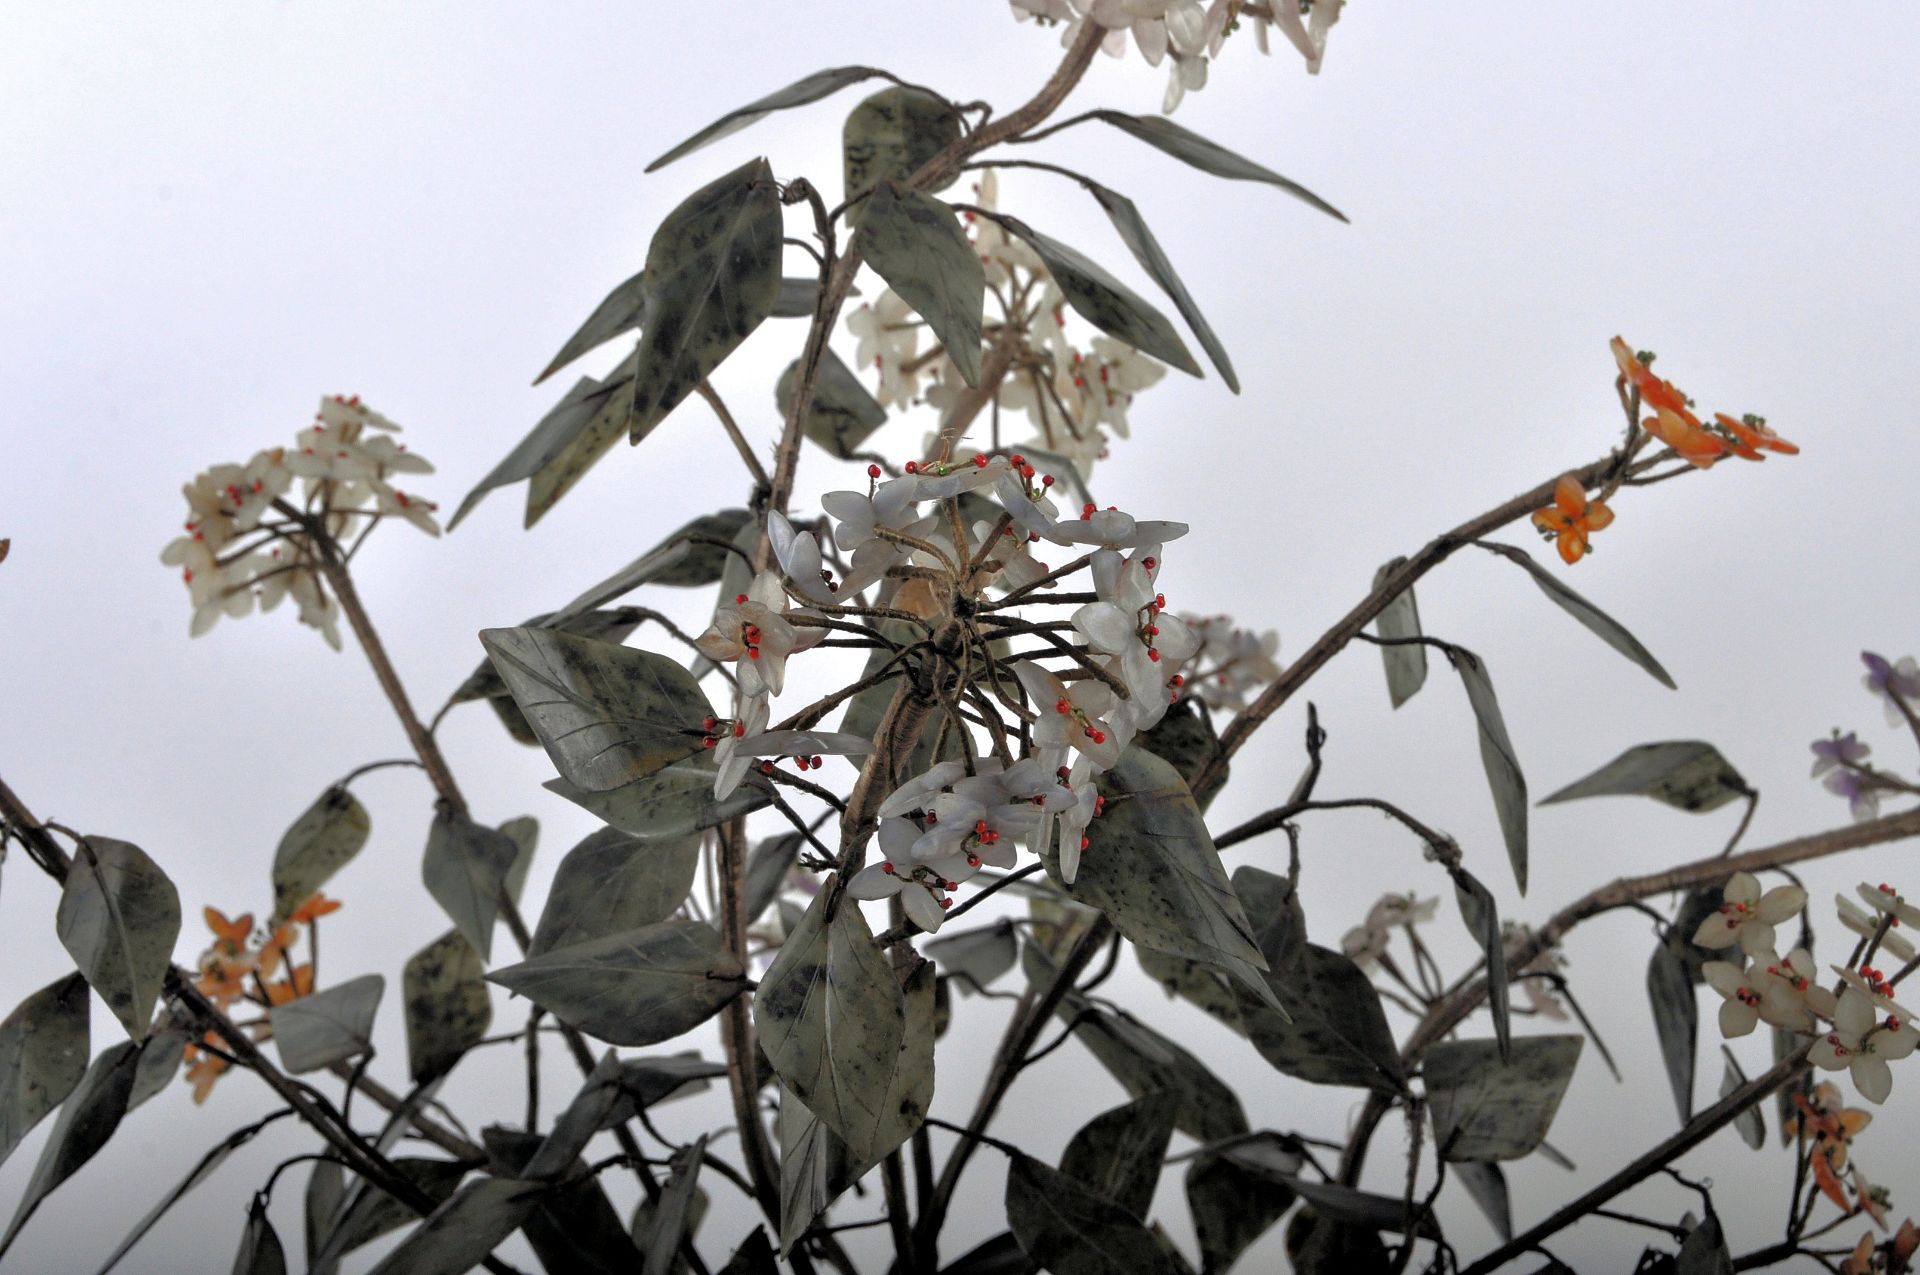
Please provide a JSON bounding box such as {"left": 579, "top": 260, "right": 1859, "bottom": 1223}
{"left": 1535, "top": 340, "right": 1803, "bottom": 567}
{"left": 1611, "top": 337, "right": 1800, "bottom": 469}
{"left": 1789, "top": 1080, "right": 1917, "bottom": 1272}
{"left": 182, "top": 892, "right": 341, "bottom": 1103}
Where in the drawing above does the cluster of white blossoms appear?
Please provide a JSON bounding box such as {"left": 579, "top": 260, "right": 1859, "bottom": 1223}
{"left": 692, "top": 450, "right": 1209, "bottom": 931}
{"left": 1698, "top": 873, "right": 1920, "bottom": 1103}
{"left": 1174, "top": 612, "right": 1282, "bottom": 710}
{"left": 160, "top": 396, "right": 439, "bottom": 646}
{"left": 844, "top": 172, "right": 1169, "bottom": 482}
{"left": 1010, "top": 0, "right": 1346, "bottom": 113}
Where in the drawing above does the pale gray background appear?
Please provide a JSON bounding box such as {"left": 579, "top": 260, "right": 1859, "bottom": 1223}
{"left": 3, "top": 4, "right": 1918, "bottom": 1272}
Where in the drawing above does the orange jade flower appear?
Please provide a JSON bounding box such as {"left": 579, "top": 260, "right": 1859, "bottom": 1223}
{"left": 1610, "top": 337, "right": 1693, "bottom": 417}
{"left": 264, "top": 963, "right": 315, "bottom": 1007}
{"left": 203, "top": 907, "right": 253, "bottom": 954}
{"left": 1715, "top": 412, "right": 1799, "bottom": 461}
{"left": 1896, "top": 1218, "right": 1917, "bottom": 1261}
{"left": 289, "top": 892, "right": 343, "bottom": 924}
{"left": 1644, "top": 406, "right": 1730, "bottom": 469}
{"left": 256, "top": 924, "right": 299, "bottom": 979}
{"left": 181, "top": 1031, "right": 231, "bottom": 1105}
{"left": 1531, "top": 474, "right": 1614, "bottom": 565}
{"left": 1843, "top": 1233, "right": 1874, "bottom": 1275}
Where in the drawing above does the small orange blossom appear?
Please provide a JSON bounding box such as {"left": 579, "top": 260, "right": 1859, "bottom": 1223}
{"left": 1644, "top": 406, "right": 1730, "bottom": 469}
{"left": 1715, "top": 412, "right": 1799, "bottom": 461}
{"left": 1531, "top": 474, "right": 1614, "bottom": 565}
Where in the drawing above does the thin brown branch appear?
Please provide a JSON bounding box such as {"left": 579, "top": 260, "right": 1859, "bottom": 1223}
{"left": 1459, "top": 1043, "right": 1814, "bottom": 1275}
{"left": 1193, "top": 450, "right": 1664, "bottom": 796}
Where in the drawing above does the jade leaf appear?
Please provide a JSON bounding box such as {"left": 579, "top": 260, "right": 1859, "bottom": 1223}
{"left": 480, "top": 627, "right": 714, "bottom": 793}
{"left": 270, "top": 787, "right": 370, "bottom": 926}
{"left": 628, "top": 158, "right": 782, "bottom": 445}
{"left": 488, "top": 921, "right": 748, "bottom": 1047}
{"left": 1541, "top": 741, "right": 1750, "bottom": 814}
{"left": 56, "top": 838, "right": 180, "bottom": 1042}
{"left": 403, "top": 930, "right": 493, "bottom": 1084}
{"left": 754, "top": 890, "right": 906, "bottom": 1165}
{"left": 648, "top": 67, "right": 895, "bottom": 172}
{"left": 855, "top": 183, "right": 983, "bottom": 386}
{"left": 529, "top": 828, "right": 701, "bottom": 956}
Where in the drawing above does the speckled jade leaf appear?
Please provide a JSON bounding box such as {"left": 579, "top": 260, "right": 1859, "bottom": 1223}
{"left": 1138, "top": 697, "right": 1226, "bottom": 811}
{"left": 1453, "top": 1160, "right": 1513, "bottom": 1242}
{"left": 776, "top": 1085, "right": 851, "bottom": 1255}
{"left": 270, "top": 786, "right": 370, "bottom": 925}
{"left": 1082, "top": 179, "right": 1237, "bottom": 391}
{"left": 521, "top": 349, "right": 641, "bottom": 530}
{"left": 523, "top": 1052, "right": 626, "bottom": 1182}
{"left": 1541, "top": 740, "right": 1749, "bottom": 813}
{"left": 648, "top": 67, "right": 894, "bottom": 172}
{"left": 310, "top": 1157, "right": 467, "bottom": 1271}
{"left": 486, "top": 1128, "right": 640, "bottom": 1272}
{"left": 544, "top": 760, "right": 770, "bottom": 839}
{"left": 1677, "top": 1214, "right": 1734, "bottom": 1275}
{"left": 1029, "top": 945, "right": 1246, "bottom": 1144}
{"left": 0, "top": 1040, "right": 140, "bottom": 1258}
{"left": 1721, "top": 1046, "right": 1765, "bottom": 1150}
{"left": 640, "top": 1134, "right": 708, "bottom": 1275}
{"left": 1135, "top": 947, "right": 1244, "bottom": 1035}
{"left": 1479, "top": 540, "right": 1677, "bottom": 689}
{"left": 1454, "top": 868, "right": 1511, "bottom": 1059}
{"left": 988, "top": 212, "right": 1200, "bottom": 376}
{"left": 848, "top": 958, "right": 934, "bottom": 1180}
{"left": 542, "top": 511, "right": 754, "bottom": 630}
{"left": 628, "top": 158, "right": 782, "bottom": 445}
{"left": 1059, "top": 1092, "right": 1178, "bottom": 1221}
{"left": 273, "top": 975, "right": 384, "bottom": 1074}
{"left": 0, "top": 975, "right": 89, "bottom": 1171}
{"left": 480, "top": 627, "right": 714, "bottom": 793}
{"left": 1048, "top": 748, "right": 1271, "bottom": 1008}
{"left": 1239, "top": 943, "right": 1406, "bottom": 1095}
{"left": 855, "top": 183, "right": 983, "bottom": 385}
{"left": 1371, "top": 558, "right": 1427, "bottom": 708}
{"left": 1647, "top": 933, "right": 1699, "bottom": 1124}
{"left": 229, "top": 1196, "right": 288, "bottom": 1275}
{"left": 743, "top": 833, "right": 802, "bottom": 927}
{"left": 777, "top": 349, "right": 887, "bottom": 460}
{"left": 1232, "top": 865, "right": 1406, "bottom": 1095}
{"left": 1080, "top": 111, "right": 1348, "bottom": 222}
{"left": 1006, "top": 1154, "right": 1181, "bottom": 1275}
{"left": 1185, "top": 1142, "right": 1295, "bottom": 1274}
{"left": 641, "top": 509, "right": 756, "bottom": 587}
{"left": 529, "top": 827, "right": 701, "bottom": 956}
{"left": 363, "top": 1177, "right": 544, "bottom": 1275}
{"left": 488, "top": 920, "right": 747, "bottom": 1047}
{"left": 56, "top": 837, "right": 180, "bottom": 1042}
{"left": 754, "top": 889, "right": 906, "bottom": 1166}
{"left": 536, "top": 268, "right": 647, "bottom": 385}
{"left": 421, "top": 809, "right": 518, "bottom": 963}
{"left": 456, "top": 610, "right": 646, "bottom": 706}
{"left": 1425, "top": 1035, "right": 1582, "bottom": 1161}
{"left": 403, "top": 930, "right": 492, "bottom": 1084}
{"left": 924, "top": 920, "right": 1019, "bottom": 994}
{"left": 1454, "top": 649, "right": 1529, "bottom": 893}
{"left": 841, "top": 86, "right": 962, "bottom": 203}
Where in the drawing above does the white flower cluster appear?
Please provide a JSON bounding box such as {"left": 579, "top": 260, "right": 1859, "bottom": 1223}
{"left": 160, "top": 396, "right": 439, "bottom": 646}
{"left": 1697, "top": 874, "right": 1920, "bottom": 1104}
{"left": 1174, "top": 613, "right": 1282, "bottom": 710}
{"left": 1010, "top": 0, "right": 1346, "bottom": 113}
{"left": 845, "top": 173, "right": 1169, "bottom": 482}
{"left": 691, "top": 452, "right": 1213, "bottom": 930}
